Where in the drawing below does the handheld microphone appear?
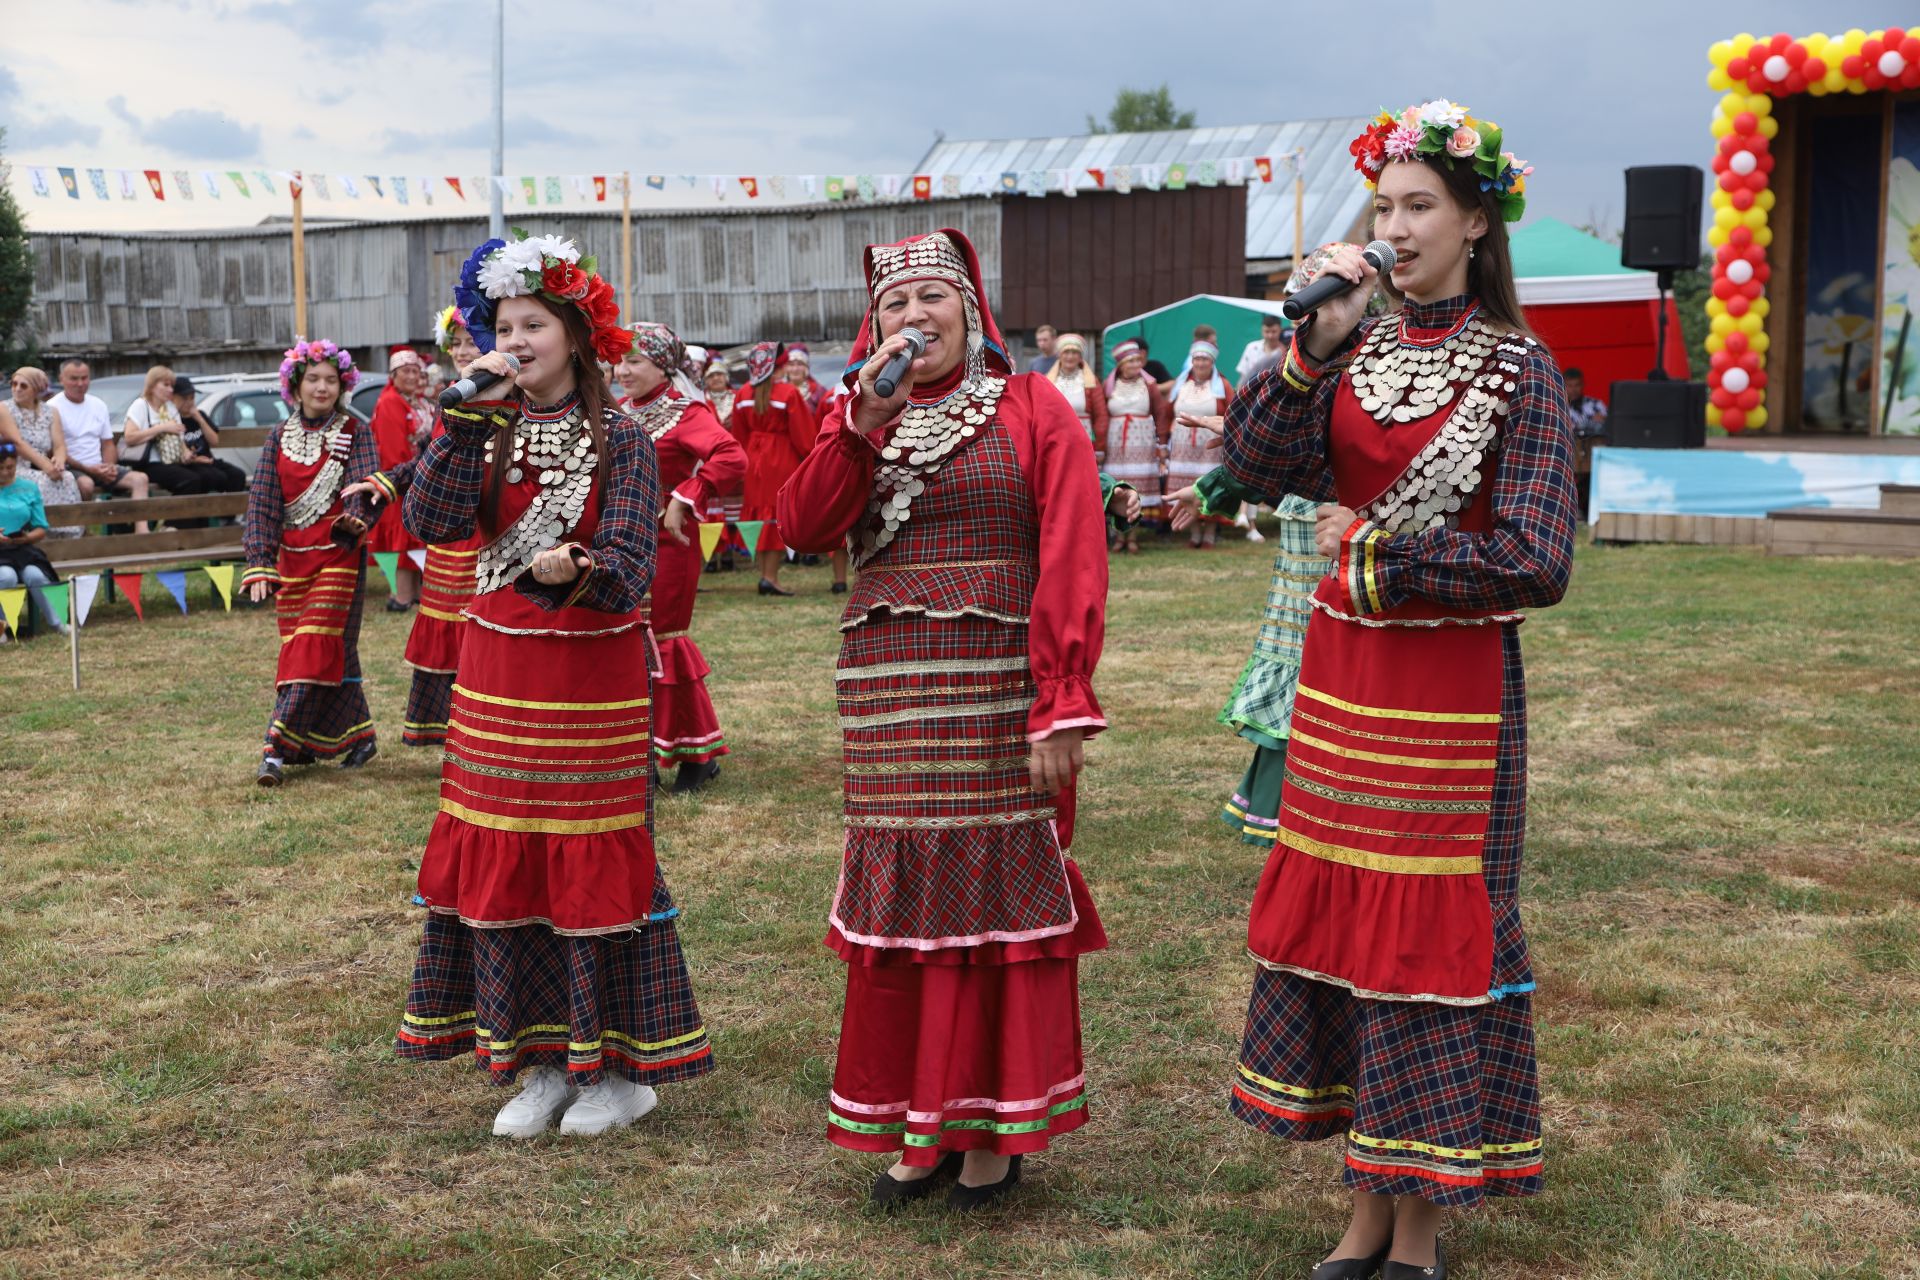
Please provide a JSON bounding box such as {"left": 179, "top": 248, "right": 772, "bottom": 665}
{"left": 873, "top": 327, "right": 927, "bottom": 398}
{"left": 438, "top": 353, "right": 521, "bottom": 408}
{"left": 1280, "top": 241, "right": 1397, "bottom": 322}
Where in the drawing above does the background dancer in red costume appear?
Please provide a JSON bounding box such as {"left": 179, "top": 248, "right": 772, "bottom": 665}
{"left": 393, "top": 233, "right": 713, "bottom": 1138}
{"left": 618, "top": 321, "right": 747, "bottom": 792}
{"left": 732, "top": 341, "right": 815, "bottom": 596}
{"left": 779, "top": 228, "right": 1109, "bottom": 1212}
{"left": 242, "top": 340, "right": 381, "bottom": 785}
{"left": 364, "top": 348, "right": 432, "bottom": 611}
{"left": 1223, "top": 102, "right": 1566, "bottom": 1280}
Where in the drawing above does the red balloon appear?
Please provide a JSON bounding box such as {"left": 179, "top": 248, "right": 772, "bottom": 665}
{"left": 1732, "top": 188, "right": 1755, "bottom": 211}
{"left": 1748, "top": 134, "right": 1770, "bottom": 155}
{"left": 1783, "top": 71, "right": 1806, "bottom": 94}
{"left": 1760, "top": 153, "right": 1775, "bottom": 173}
{"left": 1891, "top": 26, "right": 1909, "bottom": 45}
{"left": 1710, "top": 352, "right": 1732, "bottom": 374}
{"left": 1712, "top": 277, "right": 1735, "bottom": 299}
{"left": 1746, "top": 170, "right": 1770, "bottom": 192}
{"left": 1710, "top": 388, "right": 1733, "bottom": 409}
{"left": 1729, "top": 56, "right": 1751, "bottom": 80}
{"left": 1724, "top": 408, "right": 1747, "bottom": 431}
{"left": 1863, "top": 38, "right": 1883, "bottom": 60}
{"left": 1804, "top": 58, "right": 1827, "bottom": 80}
{"left": 1727, "top": 295, "right": 1750, "bottom": 317}
{"left": 1725, "top": 331, "right": 1749, "bottom": 354}
{"left": 1734, "top": 110, "right": 1757, "bottom": 133}
{"left": 1752, "top": 370, "right": 1768, "bottom": 391}
{"left": 1842, "top": 54, "right": 1865, "bottom": 78}
{"left": 1711, "top": 152, "right": 1730, "bottom": 174}
{"left": 1731, "top": 226, "right": 1752, "bottom": 248}
{"left": 1785, "top": 41, "right": 1807, "bottom": 65}
{"left": 1907, "top": 36, "right": 1920, "bottom": 58}
{"left": 1755, "top": 262, "right": 1772, "bottom": 284}
{"left": 1736, "top": 388, "right": 1761, "bottom": 411}
{"left": 1741, "top": 279, "right": 1764, "bottom": 299}
{"left": 1903, "top": 64, "right": 1920, "bottom": 89}
{"left": 1770, "top": 32, "right": 1790, "bottom": 51}
{"left": 1719, "top": 171, "right": 1742, "bottom": 193}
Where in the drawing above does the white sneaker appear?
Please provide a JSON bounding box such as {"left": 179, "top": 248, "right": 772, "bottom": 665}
{"left": 559, "top": 1076, "right": 658, "bottom": 1135}
{"left": 1245, "top": 526, "right": 1266, "bottom": 543}
{"left": 491, "top": 1065, "right": 579, "bottom": 1138}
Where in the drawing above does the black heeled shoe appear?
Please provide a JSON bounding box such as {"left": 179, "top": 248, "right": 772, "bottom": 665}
{"left": 339, "top": 740, "right": 378, "bottom": 769}
{"left": 946, "top": 1154, "right": 1022, "bottom": 1212}
{"left": 255, "top": 758, "right": 283, "bottom": 788}
{"left": 830, "top": 580, "right": 848, "bottom": 594}
{"left": 672, "top": 760, "right": 720, "bottom": 794}
{"left": 1309, "top": 1244, "right": 1390, "bottom": 1280}
{"left": 868, "top": 1151, "right": 961, "bottom": 1209}
{"left": 1381, "top": 1245, "right": 1444, "bottom": 1280}
{"left": 757, "top": 578, "right": 793, "bottom": 597}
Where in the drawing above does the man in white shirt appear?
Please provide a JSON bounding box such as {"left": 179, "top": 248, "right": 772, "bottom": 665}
{"left": 1236, "top": 314, "right": 1289, "bottom": 382}
{"left": 56, "top": 359, "right": 152, "bottom": 524}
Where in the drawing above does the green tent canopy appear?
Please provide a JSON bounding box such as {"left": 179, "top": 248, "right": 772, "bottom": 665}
{"left": 1099, "top": 296, "right": 1288, "bottom": 378}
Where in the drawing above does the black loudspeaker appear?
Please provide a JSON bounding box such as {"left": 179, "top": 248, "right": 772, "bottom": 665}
{"left": 1609, "top": 380, "right": 1708, "bottom": 449}
{"left": 1622, "top": 166, "right": 1703, "bottom": 272}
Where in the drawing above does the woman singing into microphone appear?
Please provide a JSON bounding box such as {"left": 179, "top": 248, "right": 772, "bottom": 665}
{"left": 778, "top": 229, "right": 1109, "bottom": 1212}
{"left": 1222, "top": 104, "right": 1567, "bottom": 1279}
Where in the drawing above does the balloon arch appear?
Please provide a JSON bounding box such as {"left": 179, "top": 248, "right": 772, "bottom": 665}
{"left": 1702, "top": 26, "right": 1918, "bottom": 432}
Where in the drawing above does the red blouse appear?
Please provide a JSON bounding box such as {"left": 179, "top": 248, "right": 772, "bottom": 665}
{"left": 621, "top": 387, "right": 747, "bottom": 516}
{"left": 733, "top": 385, "right": 817, "bottom": 512}
{"left": 776, "top": 373, "right": 1108, "bottom": 741}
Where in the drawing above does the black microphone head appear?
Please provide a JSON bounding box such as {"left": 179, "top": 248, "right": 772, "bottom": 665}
{"left": 1363, "top": 240, "right": 1397, "bottom": 272}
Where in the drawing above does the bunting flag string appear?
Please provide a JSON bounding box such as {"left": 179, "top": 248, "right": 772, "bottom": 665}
{"left": 372, "top": 551, "right": 401, "bottom": 595}
{"left": 203, "top": 564, "right": 235, "bottom": 610}
{"left": 697, "top": 522, "right": 726, "bottom": 563}
{"left": 0, "top": 586, "right": 24, "bottom": 635}
{"left": 113, "top": 573, "right": 146, "bottom": 620}
{"left": 40, "top": 582, "right": 71, "bottom": 628}
{"left": 735, "top": 520, "right": 765, "bottom": 556}
{"left": 73, "top": 573, "right": 100, "bottom": 626}
{"left": 156, "top": 569, "right": 190, "bottom": 614}
{"left": 15, "top": 155, "right": 1292, "bottom": 219}
{"left": 406, "top": 548, "right": 429, "bottom": 571}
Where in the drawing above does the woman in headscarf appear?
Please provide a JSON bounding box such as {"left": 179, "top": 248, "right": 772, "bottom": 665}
{"left": 242, "top": 340, "right": 381, "bottom": 784}
{"left": 1100, "top": 338, "right": 1171, "bottom": 554}
{"left": 778, "top": 228, "right": 1109, "bottom": 1212}
{"left": 619, "top": 321, "right": 748, "bottom": 792}
{"left": 732, "top": 341, "right": 816, "bottom": 596}
{"left": 783, "top": 343, "right": 833, "bottom": 420}
{"left": 393, "top": 231, "right": 713, "bottom": 1138}
{"left": 1167, "top": 340, "right": 1236, "bottom": 549}
{"left": 1045, "top": 333, "right": 1107, "bottom": 446}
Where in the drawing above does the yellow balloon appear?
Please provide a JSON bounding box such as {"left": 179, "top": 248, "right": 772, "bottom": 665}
{"left": 1742, "top": 207, "right": 1767, "bottom": 229}
{"left": 1705, "top": 333, "right": 1726, "bottom": 354}
{"left": 1711, "top": 313, "right": 1735, "bottom": 336}
{"left": 1709, "top": 39, "right": 1734, "bottom": 66}
{"left": 1748, "top": 406, "right": 1768, "bottom": 429}
{"left": 1759, "top": 116, "right": 1779, "bottom": 138}
{"left": 1755, "top": 225, "right": 1774, "bottom": 248}
{"left": 1706, "top": 405, "right": 1724, "bottom": 427}
{"left": 1751, "top": 332, "right": 1770, "bottom": 354}
{"left": 1748, "top": 94, "right": 1772, "bottom": 118}
{"left": 1712, "top": 115, "right": 1734, "bottom": 138}
{"left": 1714, "top": 207, "right": 1739, "bottom": 230}
{"left": 1734, "top": 31, "right": 1756, "bottom": 48}
{"left": 1843, "top": 28, "right": 1867, "bottom": 54}
{"left": 1710, "top": 187, "right": 1733, "bottom": 209}
{"left": 1708, "top": 69, "right": 1731, "bottom": 91}
{"left": 1827, "top": 68, "right": 1847, "bottom": 91}
{"left": 1804, "top": 34, "right": 1828, "bottom": 57}
{"left": 1752, "top": 298, "right": 1769, "bottom": 319}
{"left": 1738, "top": 313, "right": 1764, "bottom": 335}
{"left": 1809, "top": 79, "right": 1829, "bottom": 96}
{"left": 1707, "top": 297, "right": 1727, "bottom": 317}
{"left": 1721, "top": 91, "right": 1749, "bottom": 116}
{"left": 1849, "top": 80, "right": 1868, "bottom": 95}
{"left": 1708, "top": 225, "right": 1730, "bottom": 247}
{"left": 1758, "top": 189, "right": 1775, "bottom": 211}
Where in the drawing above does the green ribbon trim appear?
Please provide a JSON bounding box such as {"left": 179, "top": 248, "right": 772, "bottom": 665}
{"left": 828, "top": 1091, "right": 1088, "bottom": 1141}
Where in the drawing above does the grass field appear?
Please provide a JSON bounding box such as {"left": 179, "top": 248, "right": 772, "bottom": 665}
{"left": 2, "top": 533, "right": 1917, "bottom": 1280}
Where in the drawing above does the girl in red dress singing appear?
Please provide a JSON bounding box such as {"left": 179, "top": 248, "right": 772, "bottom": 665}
{"left": 1223, "top": 104, "right": 1566, "bottom": 1279}
{"left": 778, "top": 228, "right": 1110, "bottom": 1211}
{"left": 732, "top": 341, "right": 815, "bottom": 596}
{"left": 618, "top": 321, "right": 747, "bottom": 792}
{"left": 393, "top": 233, "right": 713, "bottom": 1138}
{"left": 241, "top": 339, "right": 381, "bottom": 785}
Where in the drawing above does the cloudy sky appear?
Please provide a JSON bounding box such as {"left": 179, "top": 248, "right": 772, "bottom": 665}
{"left": 2, "top": 0, "right": 1866, "bottom": 236}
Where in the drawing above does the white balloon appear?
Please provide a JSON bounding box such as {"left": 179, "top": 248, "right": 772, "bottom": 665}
{"left": 1722, "top": 367, "right": 1750, "bottom": 394}
{"left": 1727, "top": 258, "right": 1754, "bottom": 284}
{"left": 1764, "top": 54, "right": 1790, "bottom": 81}
{"left": 1729, "top": 150, "right": 1757, "bottom": 175}
{"left": 1879, "top": 50, "right": 1907, "bottom": 78}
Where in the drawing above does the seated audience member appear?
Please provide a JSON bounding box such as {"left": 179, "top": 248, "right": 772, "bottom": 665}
{"left": 173, "top": 376, "right": 249, "bottom": 493}
{"left": 0, "top": 443, "right": 65, "bottom": 637}
{"left": 55, "top": 359, "right": 152, "bottom": 532}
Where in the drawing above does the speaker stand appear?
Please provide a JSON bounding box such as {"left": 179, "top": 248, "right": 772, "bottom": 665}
{"left": 1648, "top": 267, "right": 1674, "bottom": 382}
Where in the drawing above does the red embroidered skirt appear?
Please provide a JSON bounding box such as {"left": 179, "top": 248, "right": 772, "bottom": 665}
{"left": 825, "top": 611, "right": 1104, "bottom": 1164}
{"left": 404, "top": 543, "right": 477, "bottom": 675}
{"left": 415, "top": 621, "right": 658, "bottom": 935}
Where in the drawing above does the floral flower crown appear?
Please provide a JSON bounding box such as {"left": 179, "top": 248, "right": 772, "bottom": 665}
{"left": 1349, "top": 99, "right": 1533, "bottom": 223}
{"left": 431, "top": 304, "right": 467, "bottom": 354}
{"left": 278, "top": 337, "right": 358, "bottom": 406}
{"left": 453, "top": 229, "right": 628, "bottom": 364}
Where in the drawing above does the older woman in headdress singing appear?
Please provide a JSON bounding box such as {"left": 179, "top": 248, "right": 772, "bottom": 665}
{"left": 779, "top": 228, "right": 1109, "bottom": 1211}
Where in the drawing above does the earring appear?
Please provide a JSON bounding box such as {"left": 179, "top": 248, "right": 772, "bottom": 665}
{"left": 1468, "top": 241, "right": 1477, "bottom": 260}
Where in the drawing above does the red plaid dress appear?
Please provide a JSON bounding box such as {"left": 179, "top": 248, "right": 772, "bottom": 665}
{"left": 780, "top": 371, "right": 1111, "bottom": 1166}
{"left": 393, "top": 397, "right": 713, "bottom": 1088}
{"left": 1221, "top": 295, "right": 1576, "bottom": 1207}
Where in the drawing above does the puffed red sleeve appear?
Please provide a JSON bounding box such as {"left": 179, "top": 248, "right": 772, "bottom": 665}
{"left": 1010, "top": 374, "right": 1108, "bottom": 742}
{"left": 1087, "top": 381, "right": 1110, "bottom": 447}
{"left": 775, "top": 393, "right": 878, "bottom": 552}
{"left": 1149, "top": 381, "right": 1174, "bottom": 439}
{"left": 368, "top": 390, "right": 416, "bottom": 472}
{"left": 667, "top": 401, "right": 746, "bottom": 515}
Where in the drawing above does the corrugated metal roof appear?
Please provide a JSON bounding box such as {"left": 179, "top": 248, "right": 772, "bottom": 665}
{"left": 916, "top": 117, "right": 1375, "bottom": 265}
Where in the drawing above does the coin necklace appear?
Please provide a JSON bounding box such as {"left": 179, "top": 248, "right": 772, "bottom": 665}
{"left": 281, "top": 411, "right": 355, "bottom": 530}
{"left": 475, "top": 403, "right": 598, "bottom": 595}
{"left": 855, "top": 374, "right": 1006, "bottom": 564}
{"left": 624, "top": 393, "right": 686, "bottom": 444}
{"left": 1358, "top": 332, "right": 1534, "bottom": 535}
{"left": 1348, "top": 305, "right": 1503, "bottom": 427}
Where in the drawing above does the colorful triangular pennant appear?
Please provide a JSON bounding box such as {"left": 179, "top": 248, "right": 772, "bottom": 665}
{"left": 372, "top": 551, "right": 400, "bottom": 595}
{"left": 698, "top": 522, "right": 725, "bottom": 562}
{"left": 156, "top": 569, "right": 189, "bottom": 614}
{"left": 73, "top": 573, "right": 100, "bottom": 626}
{"left": 113, "top": 572, "right": 145, "bottom": 620}
{"left": 0, "top": 587, "right": 24, "bottom": 635}
{"left": 735, "top": 520, "right": 765, "bottom": 555}
{"left": 203, "top": 564, "right": 235, "bottom": 611}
